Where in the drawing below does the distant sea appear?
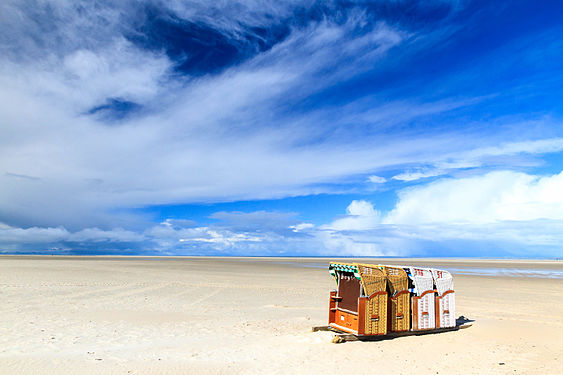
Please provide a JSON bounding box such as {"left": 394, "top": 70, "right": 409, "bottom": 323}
{"left": 279, "top": 261, "right": 563, "bottom": 279}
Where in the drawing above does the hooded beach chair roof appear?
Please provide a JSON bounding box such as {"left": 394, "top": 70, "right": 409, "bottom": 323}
{"left": 431, "top": 269, "right": 454, "bottom": 296}
{"left": 381, "top": 265, "right": 408, "bottom": 295}
{"left": 407, "top": 267, "right": 434, "bottom": 296}
{"left": 329, "top": 262, "right": 386, "bottom": 296}
{"left": 356, "top": 264, "right": 386, "bottom": 296}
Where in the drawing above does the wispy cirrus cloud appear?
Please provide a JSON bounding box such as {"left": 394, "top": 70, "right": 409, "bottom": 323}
{"left": 388, "top": 137, "right": 563, "bottom": 182}
{"left": 0, "top": 1, "right": 424, "bottom": 230}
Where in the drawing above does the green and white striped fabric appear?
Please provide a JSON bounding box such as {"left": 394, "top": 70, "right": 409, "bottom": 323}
{"left": 329, "top": 263, "right": 361, "bottom": 281}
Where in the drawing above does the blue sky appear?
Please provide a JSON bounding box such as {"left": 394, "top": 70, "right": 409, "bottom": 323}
{"left": 1, "top": 0, "right": 563, "bottom": 257}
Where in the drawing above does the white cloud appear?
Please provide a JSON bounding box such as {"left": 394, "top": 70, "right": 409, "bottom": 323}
{"left": 368, "top": 175, "right": 386, "bottom": 183}
{"left": 0, "top": 225, "right": 69, "bottom": 244}
{"left": 181, "top": 230, "right": 262, "bottom": 246}
{"left": 143, "top": 217, "right": 311, "bottom": 254}
{"left": 461, "top": 138, "right": 563, "bottom": 161}
{"left": 347, "top": 200, "right": 378, "bottom": 216}
{"left": 68, "top": 227, "right": 145, "bottom": 242}
{"left": 290, "top": 223, "right": 314, "bottom": 232}
{"left": 0, "top": 224, "right": 142, "bottom": 246}
{"left": 59, "top": 40, "right": 171, "bottom": 111}
{"left": 319, "top": 230, "right": 386, "bottom": 256}
{"left": 390, "top": 138, "right": 563, "bottom": 182}
{"left": 389, "top": 221, "right": 563, "bottom": 247}
{"left": 324, "top": 200, "right": 381, "bottom": 231}
{"left": 392, "top": 169, "right": 445, "bottom": 181}
{"left": 385, "top": 170, "right": 563, "bottom": 225}
{"left": 312, "top": 171, "right": 563, "bottom": 257}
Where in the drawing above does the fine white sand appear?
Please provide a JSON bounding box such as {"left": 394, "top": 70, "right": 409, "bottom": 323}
{"left": 0, "top": 256, "right": 561, "bottom": 374}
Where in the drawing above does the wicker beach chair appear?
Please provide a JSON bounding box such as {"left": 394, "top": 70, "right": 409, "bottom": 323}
{"left": 357, "top": 264, "right": 388, "bottom": 335}
{"left": 407, "top": 267, "right": 436, "bottom": 330}
{"left": 328, "top": 263, "right": 362, "bottom": 334}
{"left": 431, "top": 269, "right": 456, "bottom": 328}
{"left": 328, "top": 263, "right": 388, "bottom": 336}
{"left": 382, "top": 266, "right": 410, "bottom": 332}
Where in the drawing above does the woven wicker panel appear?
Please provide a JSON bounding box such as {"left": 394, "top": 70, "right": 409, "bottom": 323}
{"left": 383, "top": 266, "right": 408, "bottom": 294}
{"left": 358, "top": 265, "right": 386, "bottom": 296}
{"left": 389, "top": 292, "right": 410, "bottom": 332}
{"left": 364, "top": 293, "right": 387, "bottom": 335}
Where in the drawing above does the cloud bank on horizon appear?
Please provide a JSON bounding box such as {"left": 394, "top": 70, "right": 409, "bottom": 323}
{"left": 1, "top": 0, "right": 562, "bottom": 257}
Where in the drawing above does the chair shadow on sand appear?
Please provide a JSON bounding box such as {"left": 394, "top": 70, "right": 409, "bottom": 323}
{"left": 456, "top": 315, "right": 475, "bottom": 326}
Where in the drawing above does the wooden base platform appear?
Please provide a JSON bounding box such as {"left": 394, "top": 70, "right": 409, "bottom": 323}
{"left": 312, "top": 322, "right": 472, "bottom": 343}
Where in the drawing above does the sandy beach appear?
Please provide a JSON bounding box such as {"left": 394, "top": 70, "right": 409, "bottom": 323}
{"left": 0, "top": 256, "right": 561, "bottom": 374}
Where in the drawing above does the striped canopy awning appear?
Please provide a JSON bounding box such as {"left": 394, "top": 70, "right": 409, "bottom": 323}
{"left": 329, "top": 263, "right": 361, "bottom": 281}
